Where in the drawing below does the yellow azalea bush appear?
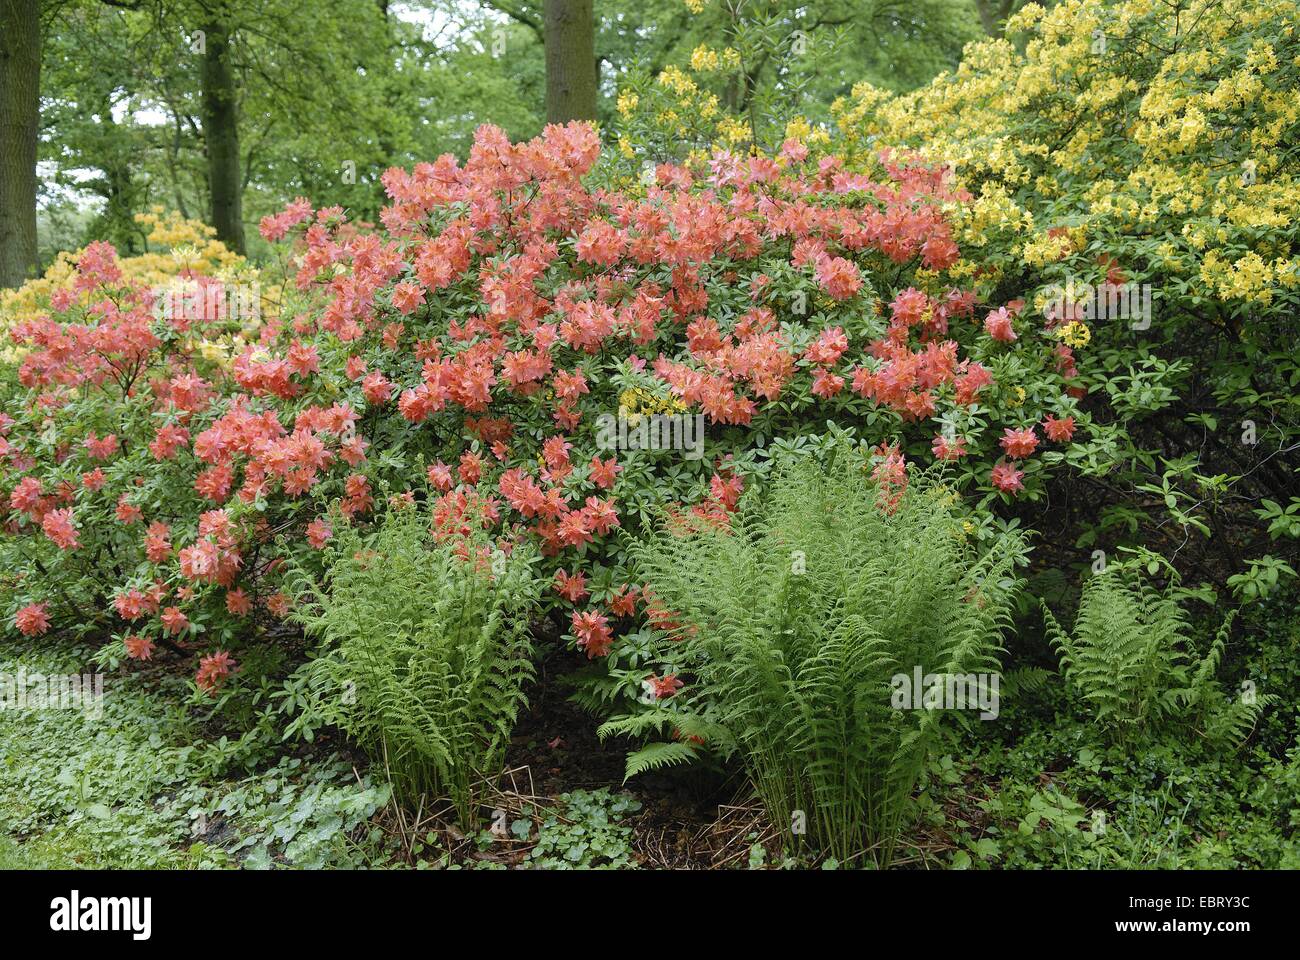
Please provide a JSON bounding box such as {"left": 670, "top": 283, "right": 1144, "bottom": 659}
{"left": 611, "top": 39, "right": 833, "bottom": 173}
{"left": 613, "top": 60, "right": 732, "bottom": 168}
{"left": 831, "top": 0, "right": 1300, "bottom": 309}
{"left": 1, "top": 208, "right": 274, "bottom": 363}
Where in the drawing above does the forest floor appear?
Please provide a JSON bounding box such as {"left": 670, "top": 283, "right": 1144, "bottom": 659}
{"left": 0, "top": 640, "right": 778, "bottom": 869}
{"left": 4, "top": 606, "right": 1294, "bottom": 870}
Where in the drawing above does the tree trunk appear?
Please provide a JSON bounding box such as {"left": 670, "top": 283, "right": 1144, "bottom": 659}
{"left": 200, "top": 19, "right": 245, "bottom": 253}
{"left": 0, "top": 0, "right": 41, "bottom": 288}
{"left": 974, "top": 0, "right": 1013, "bottom": 39}
{"left": 97, "top": 90, "right": 144, "bottom": 254}
{"left": 543, "top": 0, "right": 596, "bottom": 124}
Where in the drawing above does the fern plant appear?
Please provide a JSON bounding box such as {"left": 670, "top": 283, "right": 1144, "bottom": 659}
{"left": 606, "top": 447, "right": 1026, "bottom": 867}
{"left": 286, "top": 505, "right": 541, "bottom": 826}
{"left": 1041, "top": 568, "right": 1271, "bottom": 746}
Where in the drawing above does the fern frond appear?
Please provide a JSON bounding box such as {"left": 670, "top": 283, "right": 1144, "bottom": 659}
{"left": 1001, "top": 666, "right": 1056, "bottom": 699}
{"left": 1047, "top": 569, "right": 1265, "bottom": 747}
{"left": 624, "top": 741, "right": 699, "bottom": 781}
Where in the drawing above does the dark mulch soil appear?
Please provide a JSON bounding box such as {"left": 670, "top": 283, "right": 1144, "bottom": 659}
{"left": 505, "top": 648, "right": 629, "bottom": 794}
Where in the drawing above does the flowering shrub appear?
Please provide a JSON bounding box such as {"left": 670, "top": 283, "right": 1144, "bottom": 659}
{"left": 3, "top": 120, "right": 1108, "bottom": 700}
{"left": 0, "top": 209, "right": 270, "bottom": 363}
{"left": 832, "top": 0, "right": 1300, "bottom": 311}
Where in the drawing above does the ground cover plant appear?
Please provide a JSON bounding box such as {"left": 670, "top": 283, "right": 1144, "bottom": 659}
{"left": 0, "top": 0, "right": 1296, "bottom": 873}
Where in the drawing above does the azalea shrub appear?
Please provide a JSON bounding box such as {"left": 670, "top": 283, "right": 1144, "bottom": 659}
{"left": 1, "top": 116, "right": 1151, "bottom": 706}
{"left": 0, "top": 238, "right": 287, "bottom": 693}
{"left": 0, "top": 208, "right": 271, "bottom": 364}
{"left": 834, "top": 0, "right": 1300, "bottom": 315}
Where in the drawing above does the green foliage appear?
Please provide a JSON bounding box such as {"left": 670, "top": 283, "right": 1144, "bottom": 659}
{"left": 933, "top": 704, "right": 1300, "bottom": 870}
{"left": 959, "top": 779, "right": 1197, "bottom": 870}
{"left": 521, "top": 788, "right": 641, "bottom": 869}
{"left": 1041, "top": 568, "right": 1272, "bottom": 746}
{"left": 287, "top": 504, "right": 542, "bottom": 825}
{"left": 0, "top": 642, "right": 392, "bottom": 869}
{"left": 621, "top": 739, "right": 700, "bottom": 779}
{"left": 610, "top": 0, "right": 981, "bottom": 161}
{"left": 207, "top": 756, "right": 393, "bottom": 870}
{"left": 621, "top": 444, "right": 1026, "bottom": 866}
{"left": 1227, "top": 555, "right": 1298, "bottom": 601}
